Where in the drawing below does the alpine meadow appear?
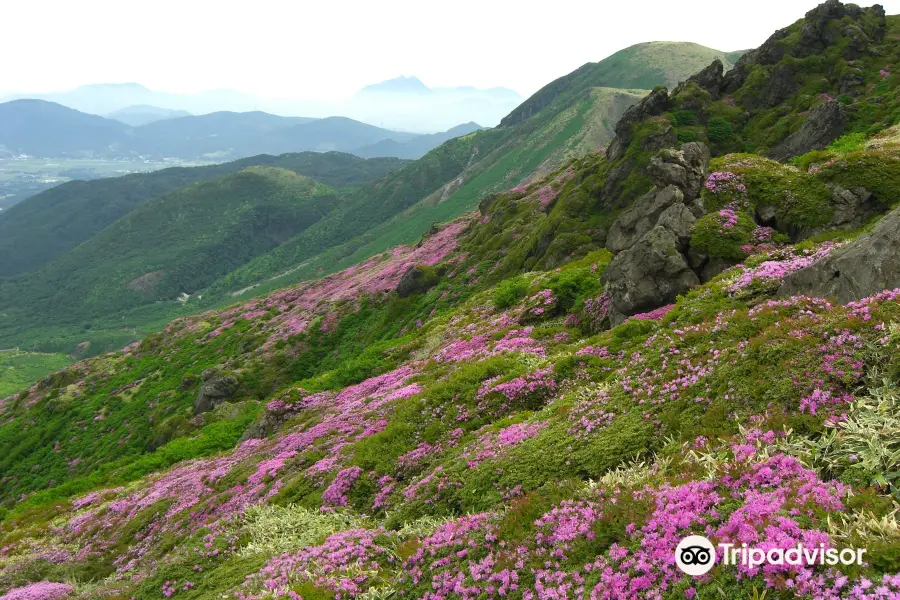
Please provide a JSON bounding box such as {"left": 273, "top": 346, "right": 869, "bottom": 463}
{"left": 3, "top": 2, "right": 900, "bottom": 600}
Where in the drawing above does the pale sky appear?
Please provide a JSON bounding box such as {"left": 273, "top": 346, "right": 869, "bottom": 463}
{"left": 4, "top": 0, "right": 899, "bottom": 99}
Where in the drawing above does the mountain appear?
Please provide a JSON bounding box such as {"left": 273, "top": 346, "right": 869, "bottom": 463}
{"left": 348, "top": 76, "right": 524, "bottom": 130}
{"left": 129, "top": 111, "right": 320, "bottom": 158}
{"left": 0, "top": 167, "right": 342, "bottom": 328}
{"left": 0, "top": 152, "right": 406, "bottom": 278}
{"left": 501, "top": 41, "right": 743, "bottom": 127}
{"left": 352, "top": 122, "right": 484, "bottom": 159}
{"left": 4, "top": 4, "right": 900, "bottom": 598}
{"left": 257, "top": 116, "right": 420, "bottom": 155}
{"left": 3, "top": 79, "right": 523, "bottom": 132}
{"left": 358, "top": 75, "right": 433, "bottom": 95}
{"left": 0, "top": 39, "right": 731, "bottom": 352}
{"left": 106, "top": 105, "right": 192, "bottom": 126}
{"left": 2, "top": 82, "right": 265, "bottom": 115}
{"left": 0, "top": 99, "right": 131, "bottom": 157}
{"left": 0, "top": 101, "right": 434, "bottom": 160}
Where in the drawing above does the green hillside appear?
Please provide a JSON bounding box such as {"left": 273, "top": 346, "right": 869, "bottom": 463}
{"left": 0, "top": 167, "right": 340, "bottom": 341}
{"left": 0, "top": 151, "right": 405, "bottom": 278}
{"left": 500, "top": 42, "right": 743, "bottom": 127}
{"left": 0, "top": 43, "right": 731, "bottom": 360}
{"left": 3, "top": 3, "right": 900, "bottom": 599}
{"left": 196, "top": 43, "right": 738, "bottom": 302}
{"left": 198, "top": 89, "right": 650, "bottom": 301}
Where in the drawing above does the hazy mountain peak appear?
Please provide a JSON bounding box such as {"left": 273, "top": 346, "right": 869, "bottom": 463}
{"left": 359, "top": 75, "right": 432, "bottom": 95}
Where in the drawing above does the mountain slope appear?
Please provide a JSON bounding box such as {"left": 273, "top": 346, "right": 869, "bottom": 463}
{"left": 3, "top": 139, "right": 900, "bottom": 600}
{"left": 197, "top": 86, "right": 652, "bottom": 301}
{"left": 0, "top": 167, "right": 341, "bottom": 328}
{"left": 4, "top": 5, "right": 900, "bottom": 597}
{"left": 130, "top": 110, "right": 319, "bottom": 158}
{"left": 256, "top": 116, "right": 420, "bottom": 155}
{"left": 352, "top": 121, "right": 484, "bottom": 159}
{"left": 0, "top": 101, "right": 424, "bottom": 160}
{"left": 0, "top": 152, "right": 406, "bottom": 278}
{"left": 0, "top": 99, "right": 131, "bottom": 157}
{"left": 501, "top": 42, "right": 743, "bottom": 127}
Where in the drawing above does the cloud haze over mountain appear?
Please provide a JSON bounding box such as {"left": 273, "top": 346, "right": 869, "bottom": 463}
{"left": 2, "top": 77, "right": 520, "bottom": 132}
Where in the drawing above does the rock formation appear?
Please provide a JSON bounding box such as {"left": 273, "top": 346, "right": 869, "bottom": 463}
{"left": 778, "top": 205, "right": 900, "bottom": 302}
{"left": 604, "top": 142, "right": 710, "bottom": 324}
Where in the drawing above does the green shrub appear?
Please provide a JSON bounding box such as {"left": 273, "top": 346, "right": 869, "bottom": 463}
{"left": 671, "top": 110, "right": 697, "bottom": 126}
{"left": 828, "top": 132, "right": 867, "bottom": 153}
{"left": 707, "top": 117, "right": 734, "bottom": 143}
{"left": 547, "top": 266, "right": 602, "bottom": 313}
{"left": 492, "top": 276, "right": 530, "bottom": 310}
{"left": 677, "top": 129, "right": 698, "bottom": 144}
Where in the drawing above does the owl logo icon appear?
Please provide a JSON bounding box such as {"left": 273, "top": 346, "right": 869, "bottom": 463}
{"left": 676, "top": 535, "right": 716, "bottom": 576}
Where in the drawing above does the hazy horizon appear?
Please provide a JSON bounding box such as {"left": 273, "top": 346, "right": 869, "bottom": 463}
{"left": 7, "top": 0, "right": 900, "bottom": 102}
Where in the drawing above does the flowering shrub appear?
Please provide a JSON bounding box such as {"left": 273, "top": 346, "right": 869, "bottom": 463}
{"left": 581, "top": 293, "right": 610, "bottom": 333}
{"left": 0, "top": 582, "right": 73, "bottom": 600}
{"left": 462, "top": 421, "right": 548, "bottom": 468}
{"left": 239, "top": 528, "right": 396, "bottom": 598}
{"left": 322, "top": 467, "right": 363, "bottom": 507}
{"left": 476, "top": 367, "right": 557, "bottom": 414}
{"left": 521, "top": 289, "right": 558, "bottom": 322}
{"left": 629, "top": 304, "right": 675, "bottom": 321}
{"left": 703, "top": 171, "right": 747, "bottom": 205}
{"left": 690, "top": 208, "right": 756, "bottom": 259}
{"left": 729, "top": 243, "right": 840, "bottom": 293}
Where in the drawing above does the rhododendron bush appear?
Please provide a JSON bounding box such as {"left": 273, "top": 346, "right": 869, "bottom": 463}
{"left": 2, "top": 196, "right": 900, "bottom": 600}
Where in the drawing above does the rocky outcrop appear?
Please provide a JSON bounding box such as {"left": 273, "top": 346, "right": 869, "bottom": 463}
{"left": 605, "top": 227, "right": 700, "bottom": 324}
{"left": 194, "top": 372, "right": 239, "bottom": 414}
{"left": 723, "top": 1, "right": 885, "bottom": 96}
{"left": 606, "top": 87, "right": 671, "bottom": 162}
{"left": 397, "top": 264, "right": 441, "bottom": 298}
{"left": 827, "top": 184, "right": 876, "bottom": 229}
{"left": 686, "top": 60, "right": 725, "bottom": 96}
{"left": 647, "top": 143, "right": 710, "bottom": 201}
{"left": 604, "top": 142, "right": 710, "bottom": 324}
{"left": 770, "top": 101, "right": 846, "bottom": 161}
{"left": 778, "top": 205, "right": 900, "bottom": 303}
{"left": 606, "top": 186, "right": 684, "bottom": 254}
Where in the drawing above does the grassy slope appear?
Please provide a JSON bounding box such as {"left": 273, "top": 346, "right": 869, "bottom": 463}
{"left": 4, "top": 6, "right": 900, "bottom": 598}
{"left": 0, "top": 168, "right": 340, "bottom": 336}
{"left": 200, "top": 89, "right": 648, "bottom": 302}
{"left": 199, "top": 43, "right": 737, "bottom": 301}
{"left": 0, "top": 350, "right": 72, "bottom": 397}
{"left": 500, "top": 42, "right": 742, "bottom": 127}
{"left": 0, "top": 152, "right": 406, "bottom": 278}
{"left": 0, "top": 42, "right": 723, "bottom": 359}
{"left": 1, "top": 161, "right": 900, "bottom": 597}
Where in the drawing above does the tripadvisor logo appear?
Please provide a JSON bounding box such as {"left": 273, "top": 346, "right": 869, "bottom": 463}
{"left": 676, "top": 535, "right": 716, "bottom": 576}
{"left": 675, "top": 535, "right": 867, "bottom": 577}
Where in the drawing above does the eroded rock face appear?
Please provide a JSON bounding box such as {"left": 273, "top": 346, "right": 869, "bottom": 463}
{"left": 770, "top": 101, "right": 846, "bottom": 161}
{"left": 606, "top": 88, "right": 671, "bottom": 162}
{"left": 686, "top": 59, "right": 725, "bottom": 96}
{"left": 827, "top": 185, "right": 875, "bottom": 228}
{"left": 648, "top": 142, "right": 710, "bottom": 201}
{"left": 604, "top": 142, "right": 710, "bottom": 324}
{"left": 605, "top": 226, "right": 699, "bottom": 324}
{"left": 778, "top": 205, "right": 900, "bottom": 303}
{"left": 606, "top": 186, "right": 683, "bottom": 254}
{"left": 194, "top": 372, "right": 239, "bottom": 414}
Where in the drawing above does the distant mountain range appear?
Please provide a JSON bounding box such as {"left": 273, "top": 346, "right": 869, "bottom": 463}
{"left": 106, "top": 105, "right": 192, "bottom": 127}
{"left": 0, "top": 99, "right": 481, "bottom": 161}
{"left": 1, "top": 77, "right": 523, "bottom": 132}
